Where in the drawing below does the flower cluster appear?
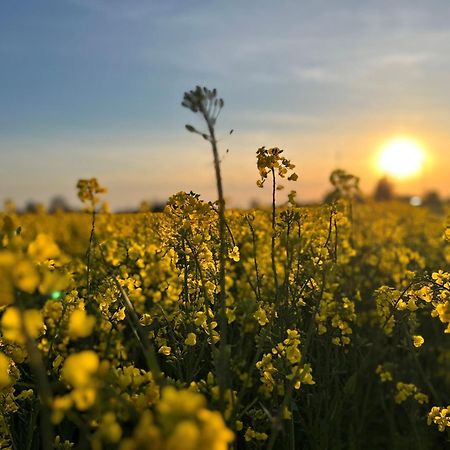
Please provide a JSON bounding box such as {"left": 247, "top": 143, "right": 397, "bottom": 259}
{"left": 0, "top": 170, "right": 449, "bottom": 449}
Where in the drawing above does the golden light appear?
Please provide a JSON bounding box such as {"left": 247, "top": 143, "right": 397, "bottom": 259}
{"left": 378, "top": 138, "right": 425, "bottom": 178}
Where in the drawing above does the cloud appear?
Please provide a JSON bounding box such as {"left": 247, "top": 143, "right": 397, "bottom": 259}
{"left": 67, "top": 0, "right": 165, "bottom": 21}
{"left": 375, "top": 52, "right": 437, "bottom": 67}
{"left": 232, "top": 110, "right": 323, "bottom": 130}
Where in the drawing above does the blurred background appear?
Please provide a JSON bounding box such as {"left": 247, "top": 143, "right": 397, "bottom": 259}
{"left": 1, "top": 0, "right": 450, "bottom": 211}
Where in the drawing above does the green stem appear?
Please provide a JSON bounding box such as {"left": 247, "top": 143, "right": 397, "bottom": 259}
{"left": 271, "top": 168, "right": 279, "bottom": 302}
{"left": 204, "top": 111, "right": 229, "bottom": 412}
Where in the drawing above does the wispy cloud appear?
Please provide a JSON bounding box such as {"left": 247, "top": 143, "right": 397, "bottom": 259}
{"left": 67, "top": 0, "right": 167, "bottom": 21}
{"left": 375, "top": 52, "right": 437, "bottom": 67}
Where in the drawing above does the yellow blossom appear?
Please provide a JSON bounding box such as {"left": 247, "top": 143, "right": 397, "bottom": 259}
{"left": 254, "top": 308, "right": 268, "bottom": 326}
{"left": 97, "top": 412, "right": 123, "bottom": 443}
{"left": 157, "top": 386, "right": 205, "bottom": 417}
{"left": 62, "top": 351, "right": 99, "bottom": 388}
{"left": 28, "top": 234, "right": 61, "bottom": 262}
{"left": 52, "top": 395, "right": 73, "bottom": 424}
{"left": 12, "top": 260, "right": 39, "bottom": 293}
{"left": 0, "top": 352, "right": 11, "bottom": 388}
{"left": 68, "top": 309, "right": 96, "bottom": 339}
{"left": 376, "top": 365, "right": 393, "bottom": 382}
{"left": 72, "top": 387, "right": 97, "bottom": 411}
{"left": 197, "top": 409, "right": 234, "bottom": 450}
{"left": 158, "top": 346, "right": 171, "bottom": 356}
{"left": 244, "top": 427, "right": 268, "bottom": 442}
{"left": 112, "top": 307, "right": 126, "bottom": 321}
{"left": 228, "top": 246, "right": 240, "bottom": 262}
{"left": 1, "top": 307, "right": 44, "bottom": 343}
{"left": 166, "top": 420, "right": 199, "bottom": 450}
{"left": 428, "top": 406, "right": 450, "bottom": 432}
{"left": 413, "top": 335, "right": 424, "bottom": 348}
{"left": 185, "top": 332, "right": 197, "bottom": 346}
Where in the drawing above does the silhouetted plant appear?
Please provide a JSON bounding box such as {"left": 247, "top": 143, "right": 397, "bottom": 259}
{"left": 183, "top": 86, "right": 230, "bottom": 412}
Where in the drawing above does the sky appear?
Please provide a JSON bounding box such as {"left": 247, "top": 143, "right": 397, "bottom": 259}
{"left": 1, "top": 0, "right": 450, "bottom": 209}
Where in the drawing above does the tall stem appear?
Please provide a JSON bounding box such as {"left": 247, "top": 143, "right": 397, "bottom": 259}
{"left": 271, "top": 168, "right": 279, "bottom": 301}
{"left": 86, "top": 206, "right": 96, "bottom": 301}
{"left": 205, "top": 116, "right": 229, "bottom": 411}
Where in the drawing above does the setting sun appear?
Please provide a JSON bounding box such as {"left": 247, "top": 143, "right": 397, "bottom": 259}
{"left": 378, "top": 138, "right": 425, "bottom": 179}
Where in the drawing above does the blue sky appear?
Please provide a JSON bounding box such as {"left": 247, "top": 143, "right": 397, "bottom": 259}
{"left": 1, "top": 0, "right": 450, "bottom": 209}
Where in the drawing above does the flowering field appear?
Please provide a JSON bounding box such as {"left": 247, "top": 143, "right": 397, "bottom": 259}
{"left": 1, "top": 184, "right": 449, "bottom": 449}
{"left": 0, "top": 89, "right": 449, "bottom": 449}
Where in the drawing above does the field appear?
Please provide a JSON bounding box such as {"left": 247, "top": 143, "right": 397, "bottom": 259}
{"left": 3, "top": 0, "right": 450, "bottom": 445}
{"left": 0, "top": 180, "right": 449, "bottom": 449}
{"left": 1, "top": 89, "right": 450, "bottom": 450}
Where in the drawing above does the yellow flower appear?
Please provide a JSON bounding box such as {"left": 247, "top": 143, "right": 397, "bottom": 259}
{"left": 376, "top": 365, "right": 393, "bottom": 382}
{"left": 158, "top": 346, "right": 172, "bottom": 356}
{"left": 98, "top": 412, "right": 122, "bottom": 443}
{"left": 112, "top": 307, "right": 126, "bottom": 322}
{"left": 0, "top": 267, "right": 14, "bottom": 306}
{"left": 185, "top": 332, "right": 197, "bottom": 346}
{"left": 444, "top": 228, "right": 450, "bottom": 241}
{"left": 28, "top": 234, "right": 61, "bottom": 262}
{"left": 228, "top": 246, "right": 240, "bottom": 262}
{"left": 38, "top": 269, "right": 71, "bottom": 295}
{"left": 194, "top": 312, "right": 206, "bottom": 327}
{"left": 244, "top": 427, "right": 268, "bottom": 442}
{"left": 413, "top": 335, "right": 424, "bottom": 348}
{"left": 119, "top": 411, "right": 162, "bottom": 450}
{"left": 62, "top": 351, "right": 99, "bottom": 388}
{"left": 417, "top": 286, "right": 433, "bottom": 303}
{"left": 72, "top": 387, "right": 97, "bottom": 411}
{"left": 166, "top": 420, "right": 199, "bottom": 450}
{"left": 428, "top": 405, "right": 450, "bottom": 432}
{"left": 68, "top": 309, "right": 95, "bottom": 339}
{"left": 1, "top": 307, "right": 44, "bottom": 343}
{"left": 197, "top": 409, "right": 234, "bottom": 450}
{"left": 0, "top": 352, "right": 11, "bottom": 388}
{"left": 282, "top": 406, "right": 292, "bottom": 420}
{"left": 254, "top": 308, "right": 268, "bottom": 326}
{"left": 76, "top": 178, "right": 107, "bottom": 206}
{"left": 157, "top": 386, "right": 205, "bottom": 417}
{"left": 52, "top": 395, "right": 73, "bottom": 424}
{"left": 286, "top": 346, "right": 301, "bottom": 364}
{"left": 12, "top": 260, "right": 39, "bottom": 294}
{"left": 414, "top": 392, "right": 429, "bottom": 404}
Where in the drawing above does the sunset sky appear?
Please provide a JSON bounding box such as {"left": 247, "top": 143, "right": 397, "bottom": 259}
{"left": 1, "top": 0, "right": 450, "bottom": 209}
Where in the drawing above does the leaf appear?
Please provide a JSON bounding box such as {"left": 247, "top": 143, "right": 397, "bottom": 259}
{"left": 185, "top": 124, "right": 196, "bottom": 133}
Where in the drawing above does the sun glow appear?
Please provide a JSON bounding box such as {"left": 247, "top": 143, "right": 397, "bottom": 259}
{"left": 378, "top": 138, "right": 425, "bottom": 179}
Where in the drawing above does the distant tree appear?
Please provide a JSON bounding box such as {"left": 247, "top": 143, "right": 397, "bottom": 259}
{"left": 138, "top": 200, "right": 166, "bottom": 213}
{"left": 374, "top": 177, "right": 394, "bottom": 201}
{"left": 23, "top": 201, "right": 45, "bottom": 214}
{"left": 48, "top": 196, "right": 71, "bottom": 213}
{"left": 249, "top": 198, "right": 262, "bottom": 209}
{"left": 423, "top": 190, "right": 444, "bottom": 214}
{"left": 151, "top": 201, "right": 166, "bottom": 213}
